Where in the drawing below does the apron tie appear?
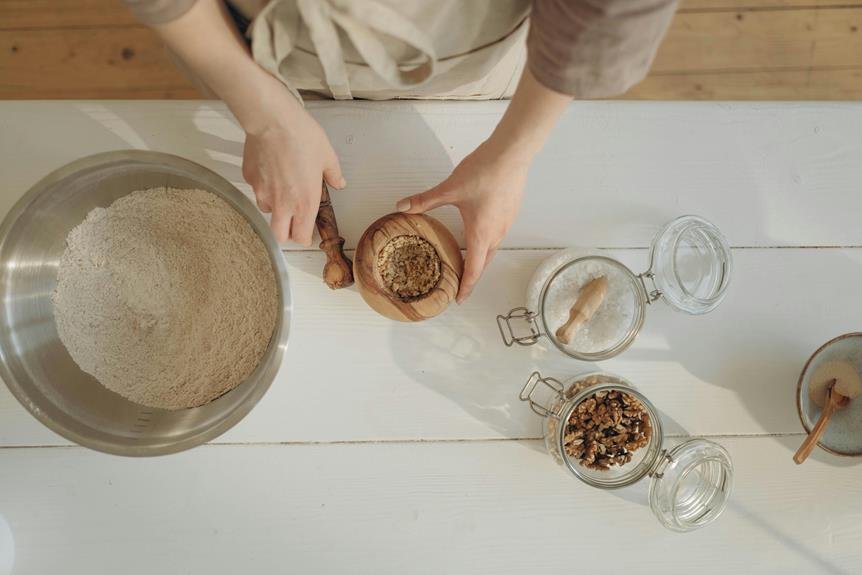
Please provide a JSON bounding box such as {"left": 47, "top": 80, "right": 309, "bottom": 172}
{"left": 255, "top": 0, "right": 438, "bottom": 100}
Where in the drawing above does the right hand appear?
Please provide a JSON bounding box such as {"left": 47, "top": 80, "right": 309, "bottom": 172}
{"left": 241, "top": 92, "right": 345, "bottom": 245}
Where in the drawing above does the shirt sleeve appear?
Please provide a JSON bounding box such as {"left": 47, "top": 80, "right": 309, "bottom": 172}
{"left": 528, "top": 0, "right": 678, "bottom": 98}
{"left": 122, "top": 0, "right": 198, "bottom": 25}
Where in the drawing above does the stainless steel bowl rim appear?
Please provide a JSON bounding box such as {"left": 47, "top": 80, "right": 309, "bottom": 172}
{"left": 0, "top": 150, "right": 292, "bottom": 456}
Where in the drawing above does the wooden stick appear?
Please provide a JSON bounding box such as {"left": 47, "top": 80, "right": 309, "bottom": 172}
{"left": 315, "top": 182, "right": 354, "bottom": 289}
{"left": 555, "top": 275, "right": 608, "bottom": 345}
{"left": 794, "top": 380, "right": 846, "bottom": 464}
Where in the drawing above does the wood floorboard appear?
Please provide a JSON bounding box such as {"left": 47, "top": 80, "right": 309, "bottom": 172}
{"left": 0, "top": 0, "right": 859, "bottom": 100}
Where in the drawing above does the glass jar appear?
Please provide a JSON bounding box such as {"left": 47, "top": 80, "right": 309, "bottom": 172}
{"left": 497, "top": 215, "right": 732, "bottom": 361}
{"left": 520, "top": 370, "right": 734, "bottom": 532}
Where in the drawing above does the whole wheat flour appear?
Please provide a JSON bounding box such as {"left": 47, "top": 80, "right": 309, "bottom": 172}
{"left": 52, "top": 187, "right": 278, "bottom": 410}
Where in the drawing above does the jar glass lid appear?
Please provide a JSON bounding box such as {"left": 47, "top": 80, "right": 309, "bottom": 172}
{"left": 539, "top": 256, "right": 645, "bottom": 361}
{"left": 648, "top": 215, "right": 732, "bottom": 315}
{"left": 499, "top": 216, "right": 731, "bottom": 361}
{"left": 648, "top": 438, "right": 734, "bottom": 532}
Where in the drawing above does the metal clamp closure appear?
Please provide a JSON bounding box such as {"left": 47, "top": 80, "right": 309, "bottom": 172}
{"left": 638, "top": 271, "right": 663, "bottom": 305}
{"left": 497, "top": 307, "right": 542, "bottom": 347}
{"left": 519, "top": 371, "right": 565, "bottom": 417}
{"left": 649, "top": 449, "right": 673, "bottom": 479}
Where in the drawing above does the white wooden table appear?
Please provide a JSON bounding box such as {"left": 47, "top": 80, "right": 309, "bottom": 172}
{"left": 1, "top": 101, "right": 861, "bottom": 574}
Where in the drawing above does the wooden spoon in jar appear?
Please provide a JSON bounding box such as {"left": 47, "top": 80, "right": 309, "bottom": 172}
{"left": 555, "top": 275, "right": 608, "bottom": 345}
{"left": 793, "top": 381, "right": 849, "bottom": 464}
{"left": 794, "top": 361, "right": 862, "bottom": 464}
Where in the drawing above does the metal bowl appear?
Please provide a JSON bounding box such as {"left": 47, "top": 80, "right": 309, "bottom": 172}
{"left": 0, "top": 151, "right": 291, "bottom": 456}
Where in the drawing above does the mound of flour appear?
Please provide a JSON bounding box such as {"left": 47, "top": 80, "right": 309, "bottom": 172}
{"left": 52, "top": 187, "right": 278, "bottom": 410}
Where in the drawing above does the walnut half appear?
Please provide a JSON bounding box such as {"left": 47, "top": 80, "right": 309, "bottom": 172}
{"left": 563, "top": 389, "right": 652, "bottom": 471}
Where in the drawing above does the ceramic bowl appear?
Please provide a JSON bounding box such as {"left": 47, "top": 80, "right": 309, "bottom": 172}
{"left": 797, "top": 332, "right": 862, "bottom": 457}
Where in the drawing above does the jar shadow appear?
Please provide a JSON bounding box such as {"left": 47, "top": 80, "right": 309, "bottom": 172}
{"left": 386, "top": 298, "right": 696, "bottom": 510}
{"left": 618, "top": 248, "right": 862, "bottom": 467}
{"left": 386, "top": 310, "right": 558, "bottom": 450}
{"left": 727, "top": 500, "right": 850, "bottom": 575}
{"left": 773, "top": 434, "right": 860, "bottom": 468}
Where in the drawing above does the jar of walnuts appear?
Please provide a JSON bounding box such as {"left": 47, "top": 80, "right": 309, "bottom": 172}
{"left": 520, "top": 371, "right": 734, "bottom": 532}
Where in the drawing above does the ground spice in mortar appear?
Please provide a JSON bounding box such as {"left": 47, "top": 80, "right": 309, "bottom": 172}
{"left": 377, "top": 235, "right": 441, "bottom": 301}
{"left": 51, "top": 187, "right": 278, "bottom": 411}
{"left": 563, "top": 389, "right": 652, "bottom": 470}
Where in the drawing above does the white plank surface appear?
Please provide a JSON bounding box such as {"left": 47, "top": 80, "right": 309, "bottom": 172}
{"left": 1, "top": 439, "right": 860, "bottom": 575}
{"left": 1, "top": 101, "right": 861, "bottom": 249}
{"left": 2, "top": 247, "right": 860, "bottom": 446}
{"left": 2, "top": 101, "right": 862, "bottom": 574}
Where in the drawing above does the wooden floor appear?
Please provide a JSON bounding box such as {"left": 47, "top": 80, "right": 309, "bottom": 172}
{"left": 1, "top": 0, "right": 862, "bottom": 100}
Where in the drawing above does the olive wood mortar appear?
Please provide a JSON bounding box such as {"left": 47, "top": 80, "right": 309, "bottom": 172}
{"left": 354, "top": 212, "right": 463, "bottom": 322}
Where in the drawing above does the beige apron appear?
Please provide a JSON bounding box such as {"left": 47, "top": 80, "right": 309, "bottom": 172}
{"left": 249, "top": 0, "right": 530, "bottom": 100}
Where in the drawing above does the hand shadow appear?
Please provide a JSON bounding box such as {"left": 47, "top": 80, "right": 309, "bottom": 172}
{"left": 69, "top": 100, "right": 463, "bottom": 250}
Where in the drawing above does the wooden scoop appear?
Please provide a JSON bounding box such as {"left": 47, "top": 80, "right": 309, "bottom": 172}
{"left": 794, "top": 361, "right": 862, "bottom": 464}
{"left": 793, "top": 381, "right": 850, "bottom": 464}
{"left": 315, "top": 182, "right": 354, "bottom": 289}
{"left": 555, "top": 275, "right": 608, "bottom": 345}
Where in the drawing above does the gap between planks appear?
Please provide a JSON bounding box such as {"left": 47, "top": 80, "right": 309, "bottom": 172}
{"left": 679, "top": 4, "right": 862, "bottom": 13}
{"left": 0, "top": 432, "right": 807, "bottom": 451}
{"left": 280, "top": 245, "right": 862, "bottom": 255}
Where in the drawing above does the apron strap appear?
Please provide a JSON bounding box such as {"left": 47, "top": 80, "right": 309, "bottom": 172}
{"left": 255, "top": 0, "right": 441, "bottom": 99}
{"left": 298, "top": 0, "right": 437, "bottom": 98}
{"left": 297, "top": 0, "right": 353, "bottom": 99}
{"left": 327, "top": 0, "right": 436, "bottom": 88}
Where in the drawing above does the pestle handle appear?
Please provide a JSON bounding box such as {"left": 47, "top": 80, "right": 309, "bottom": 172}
{"left": 315, "top": 182, "right": 354, "bottom": 289}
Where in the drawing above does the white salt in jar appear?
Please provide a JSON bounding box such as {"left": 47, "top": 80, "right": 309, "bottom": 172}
{"left": 497, "top": 215, "right": 732, "bottom": 361}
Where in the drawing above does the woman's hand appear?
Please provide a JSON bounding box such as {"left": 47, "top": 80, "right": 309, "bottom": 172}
{"left": 397, "top": 140, "right": 528, "bottom": 303}
{"left": 396, "top": 69, "right": 572, "bottom": 303}
{"left": 148, "top": 0, "right": 344, "bottom": 245}
{"left": 242, "top": 92, "right": 345, "bottom": 245}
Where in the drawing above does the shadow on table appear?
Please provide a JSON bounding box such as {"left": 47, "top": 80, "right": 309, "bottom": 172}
{"left": 0, "top": 514, "right": 14, "bottom": 575}
{"left": 73, "top": 101, "right": 245, "bottom": 183}
{"left": 70, "top": 100, "right": 467, "bottom": 251}
{"left": 387, "top": 305, "right": 548, "bottom": 448}
{"left": 618, "top": 247, "right": 862, "bottom": 468}
{"left": 383, "top": 250, "right": 648, "bottom": 452}
{"left": 385, "top": 290, "right": 692, "bottom": 511}
{"left": 68, "top": 101, "right": 862, "bottom": 476}
{"left": 728, "top": 500, "right": 851, "bottom": 575}
{"left": 772, "top": 433, "right": 860, "bottom": 468}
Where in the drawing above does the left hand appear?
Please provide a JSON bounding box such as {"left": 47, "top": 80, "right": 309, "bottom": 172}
{"left": 396, "top": 139, "right": 529, "bottom": 303}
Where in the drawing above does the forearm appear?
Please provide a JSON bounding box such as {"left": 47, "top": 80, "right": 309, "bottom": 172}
{"left": 151, "top": 0, "right": 297, "bottom": 133}
{"left": 487, "top": 67, "right": 571, "bottom": 161}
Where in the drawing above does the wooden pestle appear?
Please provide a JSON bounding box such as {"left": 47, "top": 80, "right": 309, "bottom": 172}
{"left": 315, "top": 182, "right": 354, "bottom": 289}
{"left": 555, "top": 275, "right": 608, "bottom": 345}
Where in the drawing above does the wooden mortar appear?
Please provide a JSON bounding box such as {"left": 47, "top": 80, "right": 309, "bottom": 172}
{"left": 354, "top": 212, "right": 463, "bottom": 322}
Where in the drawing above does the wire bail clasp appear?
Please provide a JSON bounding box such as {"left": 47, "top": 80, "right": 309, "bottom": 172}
{"left": 497, "top": 307, "right": 543, "bottom": 347}
{"left": 638, "top": 271, "right": 663, "bottom": 304}
{"left": 519, "top": 371, "right": 565, "bottom": 417}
